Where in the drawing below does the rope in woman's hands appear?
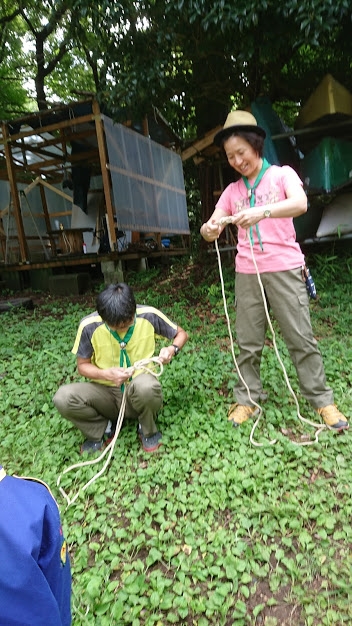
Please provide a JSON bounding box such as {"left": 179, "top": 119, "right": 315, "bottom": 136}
{"left": 214, "top": 220, "right": 327, "bottom": 447}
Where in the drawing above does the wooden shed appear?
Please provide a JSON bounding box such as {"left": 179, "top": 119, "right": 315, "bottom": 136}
{"left": 0, "top": 98, "right": 190, "bottom": 289}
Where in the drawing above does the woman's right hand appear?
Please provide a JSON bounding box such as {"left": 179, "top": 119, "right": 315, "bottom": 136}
{"left": 200, "top": 220, "right": 222, "bottom": 242}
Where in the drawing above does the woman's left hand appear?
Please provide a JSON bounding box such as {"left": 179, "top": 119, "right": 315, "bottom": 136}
{"left": 231, "top": 208, "right": 264, "bottom": 229}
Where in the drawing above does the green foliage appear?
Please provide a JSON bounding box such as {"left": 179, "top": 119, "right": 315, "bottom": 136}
{"left": 0, "top": 66, "right": 27, "bottom": 118}
{"left": 1, "top": 252, "right": 352, "bottom": 624}
{"left": 0, "top": 3, "right": 29, "bottom": 116}
{"left": 2, "top": 0, "right": 352, "bottom": 133}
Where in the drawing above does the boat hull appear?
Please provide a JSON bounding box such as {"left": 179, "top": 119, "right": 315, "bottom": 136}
{"left": 300, "top": 137, "right": 352, "bottom": 193}
{"left": 295, "top": 74, "right": 352, "bottom": 130}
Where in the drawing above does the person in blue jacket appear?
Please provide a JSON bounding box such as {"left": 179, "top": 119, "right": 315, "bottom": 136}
{"left": 0, "top": 464, "right": 71, "bottom": 626}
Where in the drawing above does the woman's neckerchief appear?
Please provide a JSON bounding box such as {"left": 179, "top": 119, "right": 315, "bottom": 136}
{"left": 242, "top": 157, "right": 271, "bottom": 250}
{"left": 105, "top": 319, "right": 136, "bottom": 390}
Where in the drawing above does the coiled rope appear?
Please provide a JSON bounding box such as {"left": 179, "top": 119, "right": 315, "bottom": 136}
{"left": 57, "top": 357, "right": 163, "bottom": 506}
{"left": 216, "top": 216, "right": 327, "bottom": 447}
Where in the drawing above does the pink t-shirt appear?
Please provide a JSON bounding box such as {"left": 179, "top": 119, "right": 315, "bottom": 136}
{"left": 216, "top": 165, "right": 305, "bottom": 274}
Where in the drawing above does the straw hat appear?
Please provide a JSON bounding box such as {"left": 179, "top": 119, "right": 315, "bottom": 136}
{"left": 214, "top": 110, "right": 266, "bottom": 145}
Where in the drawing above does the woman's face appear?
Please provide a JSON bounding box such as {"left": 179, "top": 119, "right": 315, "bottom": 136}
{"left": 223, "top": 135, "right": 261, "bottom": 179}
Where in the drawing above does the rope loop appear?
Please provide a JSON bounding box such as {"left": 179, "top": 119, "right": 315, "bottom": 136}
{"left": 57, "top": 357, "right": 163, "bottom": 506}
{"left": 214, "top": 227, "right": 327, "bottom": 447}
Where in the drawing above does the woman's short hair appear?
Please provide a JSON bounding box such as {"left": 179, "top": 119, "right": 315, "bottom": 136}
{"left": 223, "top": 131, "right": 265, "bottom": 157}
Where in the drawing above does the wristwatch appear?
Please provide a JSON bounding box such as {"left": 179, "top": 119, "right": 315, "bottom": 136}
{"left": 172, "top": 345, "right": 180, "bottom": 356}
{"left": 263, "top": 209, "right": 271, "bottom": 218}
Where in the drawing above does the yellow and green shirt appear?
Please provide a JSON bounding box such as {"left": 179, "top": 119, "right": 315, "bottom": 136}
{"left": 72, "top": 304, "right": 178, "bottom": 385}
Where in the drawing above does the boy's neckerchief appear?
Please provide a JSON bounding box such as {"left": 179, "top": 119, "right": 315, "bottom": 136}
{"left": 105, "top": 319, "right": 136, "bottom": 390}
{"left": 242, "top": 157, "right": 271, "bottom": 250}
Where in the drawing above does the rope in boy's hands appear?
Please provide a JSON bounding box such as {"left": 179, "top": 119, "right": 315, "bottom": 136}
{"left": 57, "top": 357, "right": 163, "bottom": 506}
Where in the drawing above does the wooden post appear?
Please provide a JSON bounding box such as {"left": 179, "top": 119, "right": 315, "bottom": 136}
{"left": 39, "top": 183, "right": 57, "bottom": 256}
{"left": 92, "top": 99, "right": 117, "bottom": 250}
{"left": 1, "top": 121, "right": 28, "bottom": 262}
{"left": 142, "top": 115, "right": 149, "bottom": 137}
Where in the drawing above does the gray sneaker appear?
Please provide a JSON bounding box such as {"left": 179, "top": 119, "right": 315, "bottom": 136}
{"left": 137, "top": 424, "right": 162, "bottom": 452}
{"left": 80, "top": 439, "right": 105, "bottom": 454}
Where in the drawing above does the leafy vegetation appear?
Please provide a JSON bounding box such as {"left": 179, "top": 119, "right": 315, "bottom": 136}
{"left": 1, "top": 1, "right": 352, "bottom": 134}
{"left": 1, "top": 251, "right": 351, "bottom": 625}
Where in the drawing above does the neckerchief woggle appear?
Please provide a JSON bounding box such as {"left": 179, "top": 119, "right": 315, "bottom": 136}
{"left": 105, "top": 320, "right": 135, "bottom": 391}
{"left": 242, "top": 157, "right": 271, "bottom": 250}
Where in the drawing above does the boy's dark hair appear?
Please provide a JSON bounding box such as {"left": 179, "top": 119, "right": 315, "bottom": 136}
{"left": 96, "top": 283, "right": 136, "bottom": 326}
{"left": 223, "top": 130, "right": 265, "bottom": 158}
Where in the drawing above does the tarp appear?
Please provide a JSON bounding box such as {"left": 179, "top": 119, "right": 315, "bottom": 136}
{"left": 103, "top": 116, "right": 190, "bottom": 234}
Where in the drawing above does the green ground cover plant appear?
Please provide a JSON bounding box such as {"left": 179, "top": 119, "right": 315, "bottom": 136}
{"left": 0, "top": 250, "right": 351, "bottom": 625}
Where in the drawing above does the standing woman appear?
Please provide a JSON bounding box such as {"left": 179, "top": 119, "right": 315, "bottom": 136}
{"left": 200, "top": 110, "right": 348, "bottom": 431}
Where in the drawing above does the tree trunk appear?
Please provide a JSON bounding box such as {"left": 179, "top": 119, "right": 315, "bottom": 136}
{"left": 35, "top": 36, "right": 48, "bottom": 110}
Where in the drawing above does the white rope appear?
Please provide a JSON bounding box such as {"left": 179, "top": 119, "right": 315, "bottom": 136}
{"left": 57, "top": 357, "right": 163, "bottom": 506}
{"left": 216, "top": 217, "right": 327, "bottom": 446}
{"left": 61, "top": 229, "right": 72, "bottom": 254}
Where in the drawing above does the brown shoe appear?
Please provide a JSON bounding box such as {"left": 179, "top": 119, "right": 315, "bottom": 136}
{"left": 316, "top": 405, "right": 349, "bottom": 431}
{"left": 228, "top": 403, "right": 259, "bottom": 428}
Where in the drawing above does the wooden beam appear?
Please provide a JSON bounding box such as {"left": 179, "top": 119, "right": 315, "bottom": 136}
{"left": 23, "top": 176, "right": 42, "bottom": 194}
{"left": 1, "top": 121, "right": 28, "bottom": 262}
{"left": 142, "top": 115, "right": 149, "bottom": 137}
{"left": 5, "top": 99, "right": 93, "bottom": 126}
{"left": 8, "top": 113, "right": 97, "bottom": 143}
{"left": 3, "top": 247, "right": 190, "bottom": 271}
{"left": 39, "top": 179, "right": 74, "bottom": 202}
{"left": 39, "top": 184, "right": 57, "bottom": 256}
{"left": 11, "top": 127, "right": 96, "bottom": 153}
{"left": 107, "top": 163, "right": 186, "bottom": 195}
{"left": 0, "top": 177, "right": 72, "bottom": 218}
{"left": 181, "top": 126, "right": 222, "bottom": 161}
{"left": 93, "top": 99, "right": 117, "bottom": 249}
{"left": 192, "top": 145, "right": 220, "bottom": 165}
{"left": 18, "top": 144, "right": 65, "bottom": 162}
{"left": 20, "top": 148, "right": 99, "bottom": 173}
{"left": 271, "top": 117, "right": 352, "bottom": 140}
